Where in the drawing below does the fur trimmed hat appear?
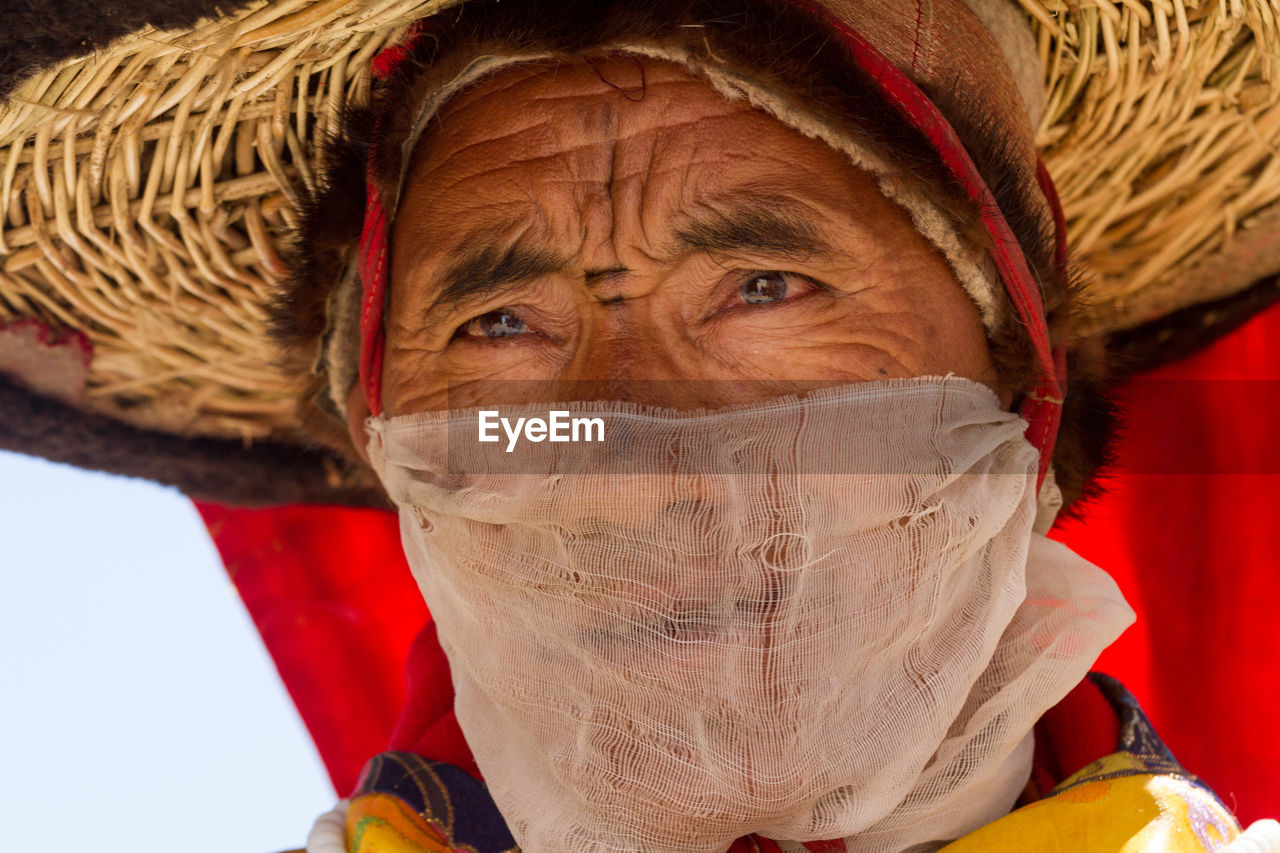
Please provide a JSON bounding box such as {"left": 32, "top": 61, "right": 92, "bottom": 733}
{"left": 280, "top": 0, "right": 1088, "bottom": 501}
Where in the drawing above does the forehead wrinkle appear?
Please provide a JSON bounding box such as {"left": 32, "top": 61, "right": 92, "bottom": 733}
{"left": 425, "top": 71, "right": 688, "bottom": 175}
{"left": 416, "top": 122, "right": 559, "bottom": 186}
{"left": 395, "top": 187, "right": 533, "bottom": 264}
{"left": 608, "top": 115, "right": 672, "bottom": 267}
{"left": 487, "top": 63, "right": 711, "bottom": 109}
{"left": 419, "top": 120, "right": 620, "bottom": 203}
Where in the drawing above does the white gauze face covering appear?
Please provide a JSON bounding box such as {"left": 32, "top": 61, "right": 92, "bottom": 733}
{"left": 367, "top": 377, "right": 1134, "bottom": 853}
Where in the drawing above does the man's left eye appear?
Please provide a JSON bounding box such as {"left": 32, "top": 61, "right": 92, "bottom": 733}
{"left": 736, "top": 271, "right": 816, "bottom": 305}
{"left": 740, "top": 272, "right": 788, "bottom": 303}
{"left": 459, "top": 309, "right": 528, "bottom": 339}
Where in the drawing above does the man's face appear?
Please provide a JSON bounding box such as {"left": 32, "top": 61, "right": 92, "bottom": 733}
{"left": 359, "top": 57, "right": 1075, "bottom": 849}
{"left": 377, "top": 56, "right": 999, "bottom": 416}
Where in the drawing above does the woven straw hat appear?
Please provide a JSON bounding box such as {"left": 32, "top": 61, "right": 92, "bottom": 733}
{"left": 2, "top": 0, "right": 1278, "bottom": 501}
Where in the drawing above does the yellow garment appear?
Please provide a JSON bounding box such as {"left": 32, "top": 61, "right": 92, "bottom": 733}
{"left": 941, "top": 752, "right": 1240, "bottom": 853}
{"left": 346, "top": 793, "right": 459, "bottom": 853}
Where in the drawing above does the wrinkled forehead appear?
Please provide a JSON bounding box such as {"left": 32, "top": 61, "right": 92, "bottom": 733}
{"left": 391, "top": 57, "right": 891, "bottom": 270}
{"left": 410, "top": 57, "right": 735, "bottom": 151}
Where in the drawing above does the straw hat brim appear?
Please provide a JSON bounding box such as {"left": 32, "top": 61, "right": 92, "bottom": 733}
{"left": 1, "top": 0, "right": 1277, "bottom": 502}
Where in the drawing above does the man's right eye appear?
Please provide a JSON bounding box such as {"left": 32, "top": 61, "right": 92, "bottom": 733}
{"left": 457, "top": 309, "right": 528, "bottom": 340}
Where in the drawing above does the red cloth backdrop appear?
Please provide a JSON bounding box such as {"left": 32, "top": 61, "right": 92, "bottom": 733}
{"left": 196, "top": 302, "right": 1280, "bottom": 819}
{"left": 1052, "top": 303, "right": 1280, "bottom": 822}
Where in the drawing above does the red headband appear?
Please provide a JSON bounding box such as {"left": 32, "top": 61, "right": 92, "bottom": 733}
{"left": 356, "top": 7, "right": 1068, "bottom": 489}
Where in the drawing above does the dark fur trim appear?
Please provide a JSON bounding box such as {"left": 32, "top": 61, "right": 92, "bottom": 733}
{"left": 0, "top": 0, "right": 253, "bottom": 99}
{"left": 1046, "top": 255, "right": 1117, "bottom": 508}
{"left": 273, "top": 101, "right": 375, "bottom": 351}
{"left": 0, "top": 375, "right": 388, "bottom": 508}
{"left": 1107, "top": 275, "right": 1280, "bottom": 379}
{"left": 1052, "top": 337, "right": 1120, "bottom": 519}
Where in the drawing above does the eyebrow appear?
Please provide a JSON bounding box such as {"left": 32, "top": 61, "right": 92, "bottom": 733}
{"left": 427, "top": 200, "right": 837, "bottom": 311}
{"left": 670, "top": 204, "right": 834, "bottom": 261}
{"left": 437, "top": 242, "right": 567, "bottom": 308}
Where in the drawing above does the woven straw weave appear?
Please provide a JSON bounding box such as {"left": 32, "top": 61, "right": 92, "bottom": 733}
{"left": 0, "top": 0, "right": 1277, "bottom": 440}
{"left": 1025, "top": 0, "right": 1280, "bottom": 335}
{"left": 0, "top": 0, "right": 451, "bottom": 441}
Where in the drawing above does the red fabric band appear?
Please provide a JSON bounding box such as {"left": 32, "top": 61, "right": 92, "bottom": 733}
{"left": 781, "top": 0, "right": 1065, "bottom": 485}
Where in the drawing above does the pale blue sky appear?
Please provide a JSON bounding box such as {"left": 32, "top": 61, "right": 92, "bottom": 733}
{"left": 0, "top": 450, "right": 334, "bottom": 852}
